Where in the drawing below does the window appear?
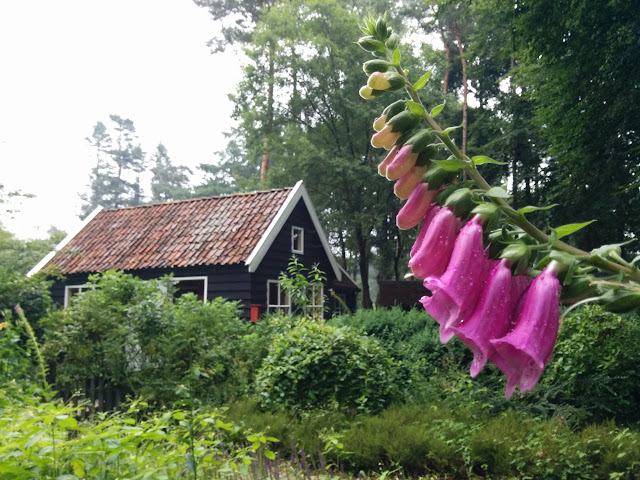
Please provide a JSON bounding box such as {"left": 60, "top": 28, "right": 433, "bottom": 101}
{"left": 64, "top": 285, "right": 90, "bottom": 308}
{"left": 291, "top": 226, "right": 304, "bottom": 254}
{"left": 306, "top": 284, "right": 324, "bottom": 319}
{"left": 267, "top": 280, "right": 291, "bottom": 315}
{"left": 173, "top": 276, "right": 207, "bottom": 302}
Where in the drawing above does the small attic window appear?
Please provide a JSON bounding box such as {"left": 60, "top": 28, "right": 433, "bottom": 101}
{"left": 173, "top": 276, "right": 207, "bottom": 302}
{"left": 64, "top": 285, "right": 90, "bottom": 308}
{"left": 292, "top": 226, "right": 304, "bottom": 254}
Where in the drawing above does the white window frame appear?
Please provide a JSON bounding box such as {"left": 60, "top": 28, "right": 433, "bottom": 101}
{"left": 291, "top": 226, "right": 304, "bottom": 254}
{"left": 306, "top": 284, "right": 324, "bottom": 319}
{"left": 267, "top": 280, "right": 291, "bottom": 315}
{"left": 64, "top": 284, "right": 91, "bottom": 308}
{"left": 172, "top": 276, "right": 208, "bottom": 302}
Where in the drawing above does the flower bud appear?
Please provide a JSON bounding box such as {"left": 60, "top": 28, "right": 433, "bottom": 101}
{"left": 378, "top": 145, "right": 399, "bottom": 176}
{"left": 443, "top": 187, "right": 473, "bottom": 217}
{"left": 394, "top": 165, "right": 428, "bottom": 199}
{"left": 373, "top": 115, "right": 387, "bottom": 132}
{"left": 358, "top": 36, "right": 385, "bottom": 53}
{"left": 387, "top": 111, "right": 420, "bottom": 133}
{"left": 382, "top": 100, "right": 406, "bottom": 121}
{"left": 386, "top": 145, "right": 417, "bottom": 180}
{"left": 599, "top": 288, "right": 640, "bottom": 313}
{"left": 404, "top": 129, "right": 434, "bottom": 153}
{"left": 386, "top": 33, "right": 400, "bottom": 50}
{"left": 371, "top": 124, "right": 402, "bottom": 150}
{"left": 375, "top": 17, "right": 388, "bottom": 38}
{"left": 423, "top": 165, "right": 459, "bottom": 191}
{"left": 368, "top": 72, "right": 392, "bottom": 90}
{"left": 397, "top": 183, "right": 438, "bottom": 230}
{"left": 363, "top": 59, "right": 391, "bottom": 75}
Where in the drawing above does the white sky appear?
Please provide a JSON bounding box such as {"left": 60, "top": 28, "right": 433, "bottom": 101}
{"left": 0, "top": 0, "right": 243, "bottom": 240}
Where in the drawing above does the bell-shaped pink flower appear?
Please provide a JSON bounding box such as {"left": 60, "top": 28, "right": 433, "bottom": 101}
{"left": 378, "top": 146, "right": 399, "bottom": 176}
{"left": 397, "top": 184, "right": 437, "bottom": 230}
{"left": 394, "top": 165, "right": 428, "bottom": 199}
{"left": 410, "top": 204, "right": 439, "bottom": 258}
{"left": 489, "top": 264, "right": 561, "bottom": 399}
{"left": 386, "top": 145, "right": 418, "bottom": 181}
{"left": 409, "top": 207, "right": 458, "bottom": 279}
{"left": 421, "top": 215, "right": 488, "bottom": 343}
{"left": 450, "top": 259, "right": 516, "bottom": 376}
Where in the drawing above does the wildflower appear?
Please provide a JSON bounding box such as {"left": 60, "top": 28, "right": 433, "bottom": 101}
{"left": 386, "top": 145, "right": 418, "bottom": 180}
{"left": 409, "top": 207, "right": 458, "bottom": 279}
{"left": 490, "top": 263, "right": 561, "bottom": 399}
{"left": 410, "top": 204, "right": 439, "bottom": 258}
{"left": 359, "top": 85, "right": 379, "bottom": 100}
{"left": 378, "top": 145, "right": 399, "bottom": 176}
{"left": 373, "top": 115, "right": 387, "bottom": 132}
{"left": 394, "top": 165, "right": 428, "bottom": 199}
{"left": 368, "top": 72, "right": 392, "bottom": 90}
{"left": 450, "top": 259, "right": 524, "bottom": 376}
{"left": 421, "top": 215, "right": 488, "bottom": 343}
{"left": 0, "top": 322, "right": 7, "bottom": 331}
{"left": 397, "top": 183, "right": 437, "bottom": 230}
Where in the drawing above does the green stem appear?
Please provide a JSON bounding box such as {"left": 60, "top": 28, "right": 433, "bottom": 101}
{"left": 394, "top": 62, "right": 640, "bottom": 283}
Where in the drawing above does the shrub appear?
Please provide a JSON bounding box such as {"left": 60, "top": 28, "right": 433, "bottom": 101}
{"left": 0, "top": 267, "right": 55, "bottom": 329}
{"left": 41, "top": 271, "right": 253, "bottom": 408}
{"left": 256, "top": 318, "right": 399, "bottom": 413}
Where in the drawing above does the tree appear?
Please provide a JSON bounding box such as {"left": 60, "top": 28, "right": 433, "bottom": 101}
{"left": 150, "top": 144, "right": 193, "bottom": 202}
{"left": 0, "top": 225, "right": 65, "bottom": 276}
{"left": 81, "top": 115, "right": 146, "bottom": 217}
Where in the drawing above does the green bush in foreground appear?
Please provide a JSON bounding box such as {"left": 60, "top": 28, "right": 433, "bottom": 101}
{"left": 256, "top": 318, "right": 400, "bottom": 413}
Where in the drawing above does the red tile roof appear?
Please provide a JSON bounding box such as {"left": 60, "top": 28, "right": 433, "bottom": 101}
{"left": 46, "top": 188, "right": 292, "bottom": 274}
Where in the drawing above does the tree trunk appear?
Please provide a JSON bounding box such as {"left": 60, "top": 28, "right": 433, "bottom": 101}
{"left": 440, "top": 26, "right": 451, "bottom": 95}
{"left": 355, "top": 226, "right": 372, "bottom": 308}
{"left": 453, "top": 21, "right": 468, "bottom": 156}
{"left": 261, "top": 40, "right": 275, "bottom": 183}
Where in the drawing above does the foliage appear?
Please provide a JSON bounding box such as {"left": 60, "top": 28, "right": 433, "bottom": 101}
{"left": 41, "top": 271, "right": 253, "bottom": 407}
{"left": 150, "top": 143, "right": 193, "bottom": 202}
{"left": 0, "top": 267, "right": 56, "bottom": 325}
{"left": 278, "top": 256, "right": 327, "bottom": 318}
{"left": 533, "top": 306, "right": 640, "bottom": 424}
{"left": 256, "top": 318, "right": 399, "bottom": 414}
{"left": 0, "top": 225, "right": 65, "bottom": 275}
{"left": 0, "top": 313, "right": 32, "bottom": 388}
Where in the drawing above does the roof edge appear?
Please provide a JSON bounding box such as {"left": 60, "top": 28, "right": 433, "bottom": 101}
{"left": 246, "top": 181, "right": 342, "bottom": 280}
{"left": 27, "top": 206, "right": 104, "bottom": 277}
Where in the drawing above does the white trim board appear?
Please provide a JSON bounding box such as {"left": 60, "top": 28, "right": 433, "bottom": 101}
{"left": 245, "top": 180, "right": 342, "bottom": 281}
{"left": 27, "top": 206, "right": 104, "bottom": 277}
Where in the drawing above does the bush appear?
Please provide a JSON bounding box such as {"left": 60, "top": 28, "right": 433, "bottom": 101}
{"left": 0, "top": 267, "right": 55, "bottom": 329}
{"left": 41, "top": 271, "right": 253, "bottom": 407}
{"left": 256, "top": 318, "right": 400, "bottom": 413}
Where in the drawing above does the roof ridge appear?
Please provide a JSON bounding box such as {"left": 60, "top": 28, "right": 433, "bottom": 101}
{"left": 101, "top": 186, "right": 294, "bottom": 212}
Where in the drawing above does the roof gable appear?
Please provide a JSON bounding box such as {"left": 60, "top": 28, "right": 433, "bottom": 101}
{"left": 31, "top": 181, "right": 342, "bottom": 281}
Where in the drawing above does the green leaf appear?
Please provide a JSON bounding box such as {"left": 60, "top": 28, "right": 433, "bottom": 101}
{"left": 25, "top": 430, "right": 46, "bottom": 449}
{"left": 430, "top": 102, "right": 446, "bottom": 118}
{"left": 472, "top": 155, "right": 508, "bottom": 166}
{"left": 432, "top": 158, "right": 466, "bottom": 172}
{"left": 518, "top": 204, "right": 558, "bottom": 215}
{"left": 553, "top": 221, "right": 595, "bottom": 240}
{"left": 58, "top": 416, "right": 78, "bottom": 429}
{"left": 406, "top": 101, "right": 426, "bottom": 117}
{"left": 264, "top": 450, "right": 276, "bottom": 460}
{"left": 391, "top": 47, "right": 401, "bottom": 66}
{"left": 441, "top": 124, "right": 462, "bottom": 137}
{"left": 484, "top": 187, "right": 511, "bottom": 199}
{"left": 413, "top": 67, "right": 434, "bottom": 91}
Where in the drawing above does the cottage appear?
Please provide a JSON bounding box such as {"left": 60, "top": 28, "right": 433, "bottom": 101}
{"left": 29, "top": 181, "right": 359, "bottom": 319}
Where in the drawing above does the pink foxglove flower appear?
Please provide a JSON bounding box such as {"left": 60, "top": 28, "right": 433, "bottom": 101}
{"left": 394, "top": 165, "right": 428, "bottom": 199}
{"left": 421, "top": 215, "right": 488, "bottom": 343}
{"left": 450, "top": 259, "right": 517, "bottom": 376}
{"left": 410, "top": 205, "right": 439, "bottom": 258}
{"left": 409, "top": 207, "right": 458, "bottom": 279}
{"left": 397, "top": 184, "right": 437, "bottom": 230}
{"left": 378, "top": 146, "right": 400, "bottom": 176}
{"left": 490, "top": 264, "right": 561, "bottom": 399}
{"left": 386, "top": 145, "right": 418, "bottom": 181}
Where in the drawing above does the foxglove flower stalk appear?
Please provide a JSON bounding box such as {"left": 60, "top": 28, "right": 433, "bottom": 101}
{"left": 386, "top": 144, "right": 418, "bottom": 181}
{"left": 421, "top": 215, "right": 488, "bottom": 343}
{"left": 409, "top": 207, "right": 458, "bottom": 279}
{"left": 450, "top": 259, "right": 529, "bottom": 377}
{"left": 394, "top": 165, "right": 428, "bottom": 199}
{"left": 490, "top": 263, "right": 561, "bottom": 399}
{"left": 397, "top": 183, "right": 437, "bottom": 230}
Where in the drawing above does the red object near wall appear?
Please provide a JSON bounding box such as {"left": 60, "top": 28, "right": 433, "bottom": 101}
{"left": 250, "top": 304, "right": 261, "bottom": 322}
